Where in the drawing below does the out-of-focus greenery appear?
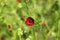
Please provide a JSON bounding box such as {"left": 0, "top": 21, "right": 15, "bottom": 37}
{"left": 0, "top": 0, "right": 60, "bottom": 40}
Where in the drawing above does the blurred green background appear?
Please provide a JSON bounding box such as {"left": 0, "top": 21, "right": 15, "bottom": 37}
{"left": 0, "top": 0, "right": 60, "bottom": 40}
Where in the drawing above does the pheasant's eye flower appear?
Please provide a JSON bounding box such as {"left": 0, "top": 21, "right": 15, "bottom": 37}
{"left": 7, "top": 24, "right": 13, "bottom": 32}
{"left": 7, "top": 24, "right": 11, "bottom": 29}
{"left": 25, "top": 17, "right": 34, "bottom": 26}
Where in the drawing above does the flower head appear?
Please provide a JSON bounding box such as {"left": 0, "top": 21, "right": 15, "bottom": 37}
{"left": 25, "top": 17, "right": 34, "bottom": 26}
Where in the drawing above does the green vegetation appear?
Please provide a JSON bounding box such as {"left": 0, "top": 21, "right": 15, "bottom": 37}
{"left": 0, "top": 0, "right": 60, "bottom": 40}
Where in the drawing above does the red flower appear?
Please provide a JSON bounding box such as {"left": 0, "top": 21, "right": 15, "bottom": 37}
{"left": 16, "top": 0, "right": 21, "bottom": 3}
{"left": 7, "top": 24, "right": 11, "bottom": 29}
{"left": 25, "top": 17, "right": 34, "bottom": 26}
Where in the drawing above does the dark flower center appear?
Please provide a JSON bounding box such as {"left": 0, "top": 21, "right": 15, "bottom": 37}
{"left": 29, "top": 19, "right": 33, "bottom": 23}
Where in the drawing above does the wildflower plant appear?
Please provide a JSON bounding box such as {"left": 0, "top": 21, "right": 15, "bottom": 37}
{"left": 0, "top": 0, "right": 60, "bottom": 40}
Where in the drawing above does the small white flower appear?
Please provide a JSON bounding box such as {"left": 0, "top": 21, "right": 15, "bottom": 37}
{"left": 51, "top": 32, "right": 56, "bottom": 37}
{"left": 18, "top": 3, "right": 23, "bottom": 8}
{"left": 29, "top": 35, "right": 32, "bottom": 39}
{"left": 26, "top": 38, "right": 31, "bottom": 40}
{"left": 18, "top": 28, "right": 23, "bottom": 35}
